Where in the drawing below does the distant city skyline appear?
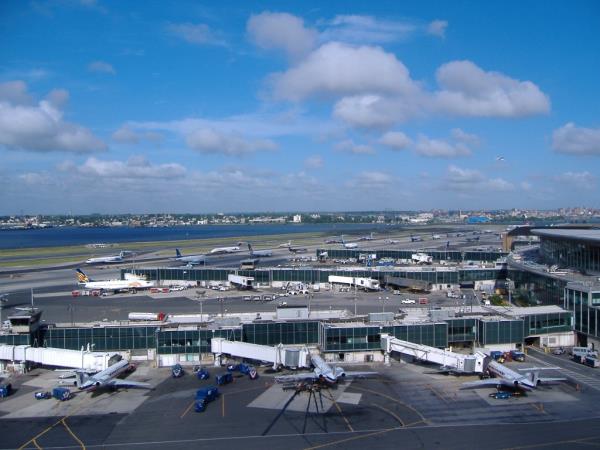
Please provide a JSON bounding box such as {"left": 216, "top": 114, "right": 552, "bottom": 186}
{"left": 1, "top": 1, "right": 599, "bottom": 214}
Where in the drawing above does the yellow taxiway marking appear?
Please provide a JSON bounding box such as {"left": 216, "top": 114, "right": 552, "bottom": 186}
{"left": 350, "top": 385, "right": 427, "bottom": 424}
{"left": 370, "top": 403, "right": 405, "bottom": 426}
{"left": 61, "top": 418, "right": 86, "bottom": 450}
{"left": 325, "top": 389, "right": 353, "bottom": 433}
{"left": 304, "top": 427, "right": 398, "bottom": 450}
{"left": 32, "top": 439, "right": 42, "bottom": 450}
{"left": 180, "top": 399, "right": 195, "bottom": 419}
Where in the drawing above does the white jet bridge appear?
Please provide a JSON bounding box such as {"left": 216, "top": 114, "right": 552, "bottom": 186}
{"left": 210, "top": 337, "right": 311, "bottom": 369}
{"left": 380, "top": 334, "right": 486, "bottom": 374}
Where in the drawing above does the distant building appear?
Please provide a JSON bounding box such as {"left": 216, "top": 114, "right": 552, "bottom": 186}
{"left": 292, "top": 214, "right": 302, "bottom": 223}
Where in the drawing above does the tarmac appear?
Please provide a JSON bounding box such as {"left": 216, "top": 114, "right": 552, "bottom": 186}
{"left": 2, "top": 359, "right": 600, "bottom": 449}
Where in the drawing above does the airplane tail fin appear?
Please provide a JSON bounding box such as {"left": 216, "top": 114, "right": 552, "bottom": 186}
{"left": 176, "top": 249, "right": 182, "bottom": 258}
{"left": 247, "top": 243, "right": 253, "bottom": 254}
{"left": 76, "top": 268, "right": 90, "bottom": 283}
{"left": 75, "top": 371, "right": 89, "bottom": 387}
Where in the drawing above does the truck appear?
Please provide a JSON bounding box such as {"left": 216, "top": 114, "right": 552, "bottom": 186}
{"left": 171, "top": 364, "right": 184, "bottom": 378}
{"left": 52, "top": 387, "right": 71, "bottom": 401}
{"left": 411, "top": 253, "right": 432, "bottom": 265}
{"left": 128, "top": 312, "right": 166, "bottom": 321}
{"left": 570, "top": 347, "right": 599, "bottom": 359}
{"left": 228, "top": 274, "right": 254, "bottom": 290}
{"left": 573, "top": 354, "right": 600, "bottom": 368}
{"left": 328, "top": 275, "right": 380, "bottom": 291}
{"left": 216, "top": 372, "right": 233, "bottom": 385}
{"left": 509, "top": 350, "right": 526, "bottom": 362}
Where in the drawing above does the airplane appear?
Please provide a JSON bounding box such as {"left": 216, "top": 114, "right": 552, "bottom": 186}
{"left": 247, "top": 243, "right": 273, "bottom": 257}
{"left": 172, "top": 249, "right": 206, "bottom": 266}
{"left": 62, "top": 359, "right": 151, "bottom": 391}
{"left": 287, "top": 242, "right": 308, "bottom": 254}
{"left": 85, "top": 251, "right": 126, "bottom": 265}
{"left": 431, "top": 234, "right": 442, "bottom": 240}
{"left": 461, "top": 360, "right": 565, "bottom": 392}
{"left": 465, "top": 236, "right": 480, "bottom": 242}
{"left": 386, "top": 239, "right": 399, "bottom": 245}
{"left": 341, "top": 235, "right": 358, "bottom": 249}
{"left": 209, "top": 244, "right": 241, "bottom": 255}
{"left": 496, "top": 156, "right": 505, "bottom": 162}
{"left": 410, "top": 234, "right": 422, "bottom": 242}
{"left": 278, "top": 241, "right": 292, "bottom": 248}
{"left": 275, "top": 351, "right": 377, "bottom": 385}
{"left": 325, "top": 237, "right": 342, "bottom": 244}
{"left": 358, "top": 232, "right": 374, "bottom": 241}
{"left": 76, "top": 268, "right": 155, "bottom": 293}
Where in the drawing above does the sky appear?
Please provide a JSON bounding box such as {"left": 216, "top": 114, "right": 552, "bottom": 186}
{"left": 0, "top": 0, "right": 599, "bottom": 214}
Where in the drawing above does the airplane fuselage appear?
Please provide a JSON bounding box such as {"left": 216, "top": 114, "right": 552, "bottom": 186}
{"left": 79, "top": 360, "right": 130, "bottom": 391}
{"left": 487, "top": 361, "right": 536, "bottom": 389}
{"left": 210, "top": 246, "right": 240, "bottom": 254}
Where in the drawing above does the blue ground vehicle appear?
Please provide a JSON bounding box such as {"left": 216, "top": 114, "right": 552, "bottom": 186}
{"left": 35, "top": 391, "right": 51, "bottom": 400}
{"left": 171, "top": 364, "right": 184, "bottom": 378}
{"left": 196, "top": 386, "right": 219, "bottom": 402}
{"left": 0, "top": 384, "right": 12, "bottom": 398}
{"left": 52, "top": 387, "right": 71, "bottom": 401}
{"left": 196, "top": 368, "right": 210, "bottom": 380}
{"left": 489, "top": 391, "right": 512, "bottom": 399}
{"left": 216, "top": 372, "right": 233, "bottom": 385}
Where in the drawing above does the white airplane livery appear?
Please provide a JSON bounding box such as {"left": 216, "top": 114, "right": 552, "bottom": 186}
{"left": 69, "top": 359, "right": 151, "bottom": 391}
{"left": 275, "top": 351, "right": 376, "bottom": 385}
{"left": 247, "top": 243, "right": 273, "bottom": 257}
{"left": 462, "top": 360, "right": 565, "bottom": 391}
{"left": 76, "top": 269, "right": 155, "bottom": 292}
{"left": 341, "top": 235, "right": 358, "bottom": 249}
{"left": 210, "top": 245, "right": 240, "bottom": 254}
{"left": 85, "top": 251, "right": 126, "bottom": 264}
{"left": 172, "top": 248, "right": 206, "bottom": 265}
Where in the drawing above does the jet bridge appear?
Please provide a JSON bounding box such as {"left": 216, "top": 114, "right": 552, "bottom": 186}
{"left": 380, "top": 334, "right": 486, "bottom": 374}
{"left": 210, "top": 338, "right": 311, "bottom": 369}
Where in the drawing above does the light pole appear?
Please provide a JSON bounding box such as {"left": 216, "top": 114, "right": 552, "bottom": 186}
{"left": 0, "top": 294, "right": 8, "bottom": 328}
{"left": 67, "top": 303, "right": 75, "bottom": 326}
{"left": 379, "top": 296, "right": 382, "bottom": 313}
{"left": 384, "top": 296, "right": 389, "bottom": 314}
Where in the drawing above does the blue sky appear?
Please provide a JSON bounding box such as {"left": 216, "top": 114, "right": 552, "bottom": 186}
{"left": 1, "top": 0, "right": 599, "bottom": 214}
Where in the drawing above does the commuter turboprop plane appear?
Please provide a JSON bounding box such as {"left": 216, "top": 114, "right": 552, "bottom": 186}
{"left": 172, "top": 249, "right": 206, "bottom": 265}
{"left": 461, "top": 360, "right": 565, "bottom": 391}
{"left": 69, "top": 359, "right": 151, "bottom": 391}
{"left": 76, "top": 269, "right": 155, "bottom": 292}
{"left": 85, "top": 251, "right": 126, "bottom": 264}
{"left": 275, "top": 352, "right": 376, "bottom": 385}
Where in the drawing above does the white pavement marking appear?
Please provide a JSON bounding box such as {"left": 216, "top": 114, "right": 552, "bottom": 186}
{"left": 526, "top": 351, "right": 600, "bottom": 391}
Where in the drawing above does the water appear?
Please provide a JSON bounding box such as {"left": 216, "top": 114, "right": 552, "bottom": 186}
{"left": 0, "top": 223, "right": 392, "bottom": 250}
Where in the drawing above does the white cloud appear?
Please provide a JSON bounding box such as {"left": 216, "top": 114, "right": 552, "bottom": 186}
{"left": 271, "top": 42, "right": 420, "bottom": 101}
{"left": 167, "top": 22, "right": 226, "bottom": 47}
{"left": 72, "top": 156, "right": 186, "bottom": 178}
{"left": 552, "top": 123, "right": 600, "bottom": 156}
{"left": 334, "top": 139, "right": 375, "bottom": 155}
{"left": 0, "top": 80, "right": 32, "bottom": 105}
{"left": 304, "top": 155, "right": 324, "bottom": 169}
{"left": 87, "top": 60, "right": 115, "bottom": 75}
{"left": 434, "top": 60, "right": 550, "bottom": 117}
{"left": 443, "top": 165, "right": 514, "bottom": 192}
{"left": 0, "top": 81, "right": 106, "bottom": 153}
{"left": 319, "top": 15, "right": 416, "bottom": 44}
{"left": 378, "top": 131, "right": 411, "bottom": 150}
{"left": 112, "top": 125, "right": 163, "bottom": 144}
{"left": 426, "top": 20, "right": 448, "bottom": 38}
{"left": 415, "top": 134, "right": 471, "bottom": 158}
{"left": 18, "top": 172, "right": 54, "bottom": 185}
{"left": 554, "top": 171, "right": 596, "bottom": 189}
{"left": 347, "top": 171, "right": 393, "bottom": 189}
{"left": 186, "top": 128, "right": 278, "bottom": 156}
{"left": 247, "top": 12, "right": 317, "bottom": 60}
{"left": 451, "top": 128, "right": 480, "bottom": 146}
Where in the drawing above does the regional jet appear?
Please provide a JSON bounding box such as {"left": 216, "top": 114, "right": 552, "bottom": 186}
{"left": 209, "top": 244, "right": 241, "bottom": 254}
{"left": 64, "top": 359, "right": 151, "bottom": 391}
{"left": 461, "top": 360, "right": 565, "bottom": 391}
{"left": 247, "top": 243, "right": 273, "bottom": 257}
{"left": 285, "top": 241, "right": 307, "bottom": 253}
{"left": 341, "top": 235, "right": 358, "bottom": 249}
{"left": 359, "top": 232, "right": 374, "bottom": 241}
{"left": 275, "top": 352, "right": 377, "bottom": 385}
{"left": 85, "top": 251, "right": 126, "bottom": 264}
{"left": 172, "top": 249, "right": 206, "bottom": 266}
{"left": 76, "top": 269, "right": 155, "bottom": 293}
{"left": 410, "top": 234, "right": 422, "bottom": 242}
{"left": 386, "top": 239, "right": 399, "bottom": 245}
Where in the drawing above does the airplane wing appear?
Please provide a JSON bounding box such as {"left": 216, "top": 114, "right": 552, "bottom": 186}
{"left": 274, "top": 373, "right": 317, "bottom": 383}
{"left": 106, "top": 379, "right": 151, "bottom": 389}
{"left": 461, "top": 379, "right": 533, "bottom": 391}
{"left": 342, "top": 371, "right": 378, "bottom": 379}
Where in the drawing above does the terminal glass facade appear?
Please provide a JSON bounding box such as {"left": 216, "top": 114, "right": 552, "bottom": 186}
{"left": 156, "top": 328, "right": 241, "bottom": 355}
{"left": 446, "top": 318, "right": 477, "bottom": 343}
{"left": 242, "top": 321, "right": 319, "bottom": 346}
{"left": 565, "top": 285, "right": 600, "bottom": 340}
{"left": 540, "top": 238, "right": 600, "bottom": 274}
{"left": 43, "top": 326, "right": 159, "bottom": 351}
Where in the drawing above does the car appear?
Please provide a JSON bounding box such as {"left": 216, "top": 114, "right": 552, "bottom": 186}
{"left": 489, "top": 391, "right": 512, "bottom": 399}
{"left": 170, "top": 286, "right": 185, "bottom": 291}
{"left": 552, "top": 347, "right": 566, "bottom": 355}
{"left": 401, "top": 299, "right": 416, "bottom": 304}
{"left": 34, "top": 391, "right": 51, "bottom": 400}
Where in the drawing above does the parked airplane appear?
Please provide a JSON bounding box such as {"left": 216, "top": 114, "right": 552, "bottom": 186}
{"left": 278, "top": 241, "right": 292, "bottom": 248}
{"left": 85, "top": 251, "right": 126, "bottom": 265}
{"left": 210, "top": 244, "right": 241, "bottom": 255}
{"left": 341, "top": 235, "right": 358, "bottom": 249}
{"left": 386, "top": 239, "right": 399, "bottom": 245}
{"left": 431, "top": 234, "right": 442, "bottom": 240}
{"left": 461, "top": 360, "right": 565, "bottom": 391}
{"left": 247, "top": 243, "right": 273, "bottom": 257}
{"left": 359, "top": 232, "right": 374, "bottom": 241}
{"left": 64, "top": 359, "right": 151, "bottom": 391}
{"left": 275, "top": 352, "right": 377, "bottom": 385}
{"left": 172, "top": 249, "right": 206, "bottom": 265}
{"left": 410, "top": 234, "right": 422, "bottom": 242}
{"left": 325, "top": 237, "right": 342, "bottom": 244}
{"left": 76, "top": 269, "right": 155, "bottom": 293}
